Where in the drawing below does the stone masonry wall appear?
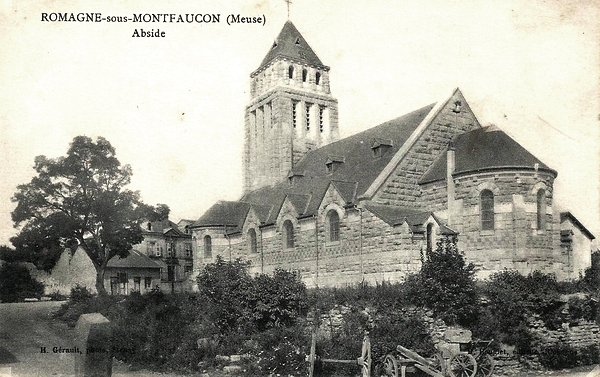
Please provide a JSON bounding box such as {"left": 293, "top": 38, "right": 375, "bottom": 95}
{"left": 373, "top": 90, "right": 480, "bottom": 209}
{"left": 193, "top": 205, "right": 425, "bottom": 288}
{"left": 451, "top": 170, "right": 561, "bottom": 278}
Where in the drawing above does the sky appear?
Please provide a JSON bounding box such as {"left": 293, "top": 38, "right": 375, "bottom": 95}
{"left": 0, "top": 0, "right": 598, "bottom": 247}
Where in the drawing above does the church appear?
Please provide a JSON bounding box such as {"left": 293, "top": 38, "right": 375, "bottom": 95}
{"left": 188, "top": 20, "right": 594, "bottom": 287}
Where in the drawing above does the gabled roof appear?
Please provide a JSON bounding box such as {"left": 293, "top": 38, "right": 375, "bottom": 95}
{"left": 253, "top": 20, "right": 326, "bottom": 76}
{"left": 236, "top": 103, "right": 436, "bottom": 223}
{"left": 142, "top": 219, "right": 190, "bottom": 238}
{"left": 107, "top": 250, "right": 162, "bottom": 269}
{"left": 363, "top": 203, "right": 457, "bottom": 235}
{"left": 561, "top": 212, "right": 595, "bottom": 240}
{"left": 419, "top": 126, "right": 557, "bottom": 184}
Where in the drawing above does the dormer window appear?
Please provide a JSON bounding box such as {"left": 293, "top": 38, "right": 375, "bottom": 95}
{"left": 272, "top": 41, "right": 277, "bottom": 49}
{"left": 288, "top": 170, "right": 304, "bottom": 186}
{"left": 371, "top": 138, "right": 393, "bottom": 157}
{"left": 295, "top": 37, "right": 301, "bottom": 45}
{"left": 325, "top": 155, "right": 345, "bottom": 173}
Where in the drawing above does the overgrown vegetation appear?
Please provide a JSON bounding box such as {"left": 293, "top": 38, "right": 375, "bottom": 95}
{"left": 0, "top": 262, "right": 45, "bottom": 302}
{"left": 405, "top": 236, "right": 478, "bottom": 326}
{"left": 53, "top": 245, "right": 600, "bottom": 375}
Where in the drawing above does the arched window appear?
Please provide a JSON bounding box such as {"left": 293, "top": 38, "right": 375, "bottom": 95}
{"left": 248, "top": 228, "right": 258, "bottom": 254}
{"left": 480, "top": 190, "right": 495, "bottom": 231}
{"left": 288, "top": 65, "right": 294, "bottom": 79}
{"left": 537, "top": 189, "right": 546, "bottom": 230}
{"left": 302, "top": 68, "right": 308, "bottom": 82}
{"left": 203, "top": 235, "right": 212, "bottom": 258}
{"left": 315, "top": 71, "right": 321, "bottom": 85}
{"left": 327, "top": 210, "right": 340, "bottom": 242}
{"left": 282, "top": 220, "right": 294, "bottom": 249}
{"left": 426, "top": 223, "right": 434, "bottom": 252}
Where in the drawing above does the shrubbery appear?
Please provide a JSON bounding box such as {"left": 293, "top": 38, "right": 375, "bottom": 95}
{"left": 53, "top": 250, "right": 600, "bottom": 375}
{"left": 0, "top": 262, "right": 45, "bottom": 302}
{"left": 404, "top": 236, "right": 478, "bottom": 326}
{"left": 538, "top": 343, "right": 600, "bottom": 369}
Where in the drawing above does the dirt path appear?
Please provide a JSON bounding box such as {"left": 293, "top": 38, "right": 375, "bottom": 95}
{"left": 0, "top": 301, "right": 189, "bottom": 377}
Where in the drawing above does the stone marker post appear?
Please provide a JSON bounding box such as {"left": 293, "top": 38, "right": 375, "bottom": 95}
{"left": 74, "top": 313, "right": 112, "bottom": 377}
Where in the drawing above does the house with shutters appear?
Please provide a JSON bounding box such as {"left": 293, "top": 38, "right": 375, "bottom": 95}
{"left": 189, "top": 20, "right": 594, "bottom": 287}
{"left": 139, "top": 219, "right": 194, "bottom": 292}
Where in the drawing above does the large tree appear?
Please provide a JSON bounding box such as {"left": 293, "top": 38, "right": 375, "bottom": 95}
{"left": 11, "top": 136, "right": 160, "bottom": 295}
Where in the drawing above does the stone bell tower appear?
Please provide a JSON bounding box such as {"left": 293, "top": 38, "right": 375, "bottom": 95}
{"left": 243, "top": 20, "right": 339, "bottom": 193}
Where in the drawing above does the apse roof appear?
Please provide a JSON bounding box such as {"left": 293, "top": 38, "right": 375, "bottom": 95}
{"left": 419, "top": 126, "right": 557, "bottom": 184}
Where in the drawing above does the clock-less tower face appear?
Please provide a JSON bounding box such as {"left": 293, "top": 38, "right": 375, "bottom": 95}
{"left": 243, "top": 21, "right": 339, "bottom": 193}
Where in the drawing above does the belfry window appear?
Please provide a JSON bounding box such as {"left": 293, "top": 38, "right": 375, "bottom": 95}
{"left": 292, "top": 100, "right": 298, "bottom": 128}
{"left": 203, "top": 235, "right": 212, "bottom": 258}
{"left": 316, "top": 71, "right": 321, "bottom": 85}
{"left": 306, "top": 103, "right": 311, "bottom": 130}
{"left": 288, "top": 65, "right": 294, "bottom": 79}
{"left": 319, "top": 106, "right": 325, "bottom": 133}
{"left": 537, "top": 189, "right": 546, "bottom": 230}
{"left": 302, "top": 69, "right": 308, "bottom": 82}
{"left": 248, "top": 228, "right": 258, "bottom": 254}
{"left": 327, "top": 210, "right": 340, "bottom": 242}
{"left": 480, "top": 190, "right": 495, "bottom": 231}
{"left": 283, "top": 220, "right": 294, "bottom": 249}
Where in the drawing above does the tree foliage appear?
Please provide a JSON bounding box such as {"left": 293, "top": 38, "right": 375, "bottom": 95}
{"left": 196, "top": 256, "right": 308, "bottom": 335}
{"left": 11, "top": 136, "right": 160, "bottom": 294}
{"left": 0, "top": 262, "right": 45, "bottom": 302}
{"left": 405, "top": 235, "right": 478, "bottom": 326}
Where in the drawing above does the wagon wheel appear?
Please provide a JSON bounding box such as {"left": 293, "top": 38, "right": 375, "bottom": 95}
{"left": 448, "top": 353, "right": 477, "bottom": 377}
{"left": 380, "top": 354, "right": 399, "bottom": 377}
{"left": 474, "top": 354, "right": 494, "bottom": 377}
{"left": 432, "top": 353, "right": 446, "bottom": 375}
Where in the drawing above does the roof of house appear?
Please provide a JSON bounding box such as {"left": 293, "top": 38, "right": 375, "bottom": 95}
{"left": 254, "top": 20, "right": 326, "bottom": 76}
{"left": 107, "top": 250, "right": 162, "bottom": 269}
{"left": 192, "top": 103, "right": 435, "bottom": 230}
{"left": 419, "top": 126, "right": 557, "bottom": 184}
{"left": 560, "top": 211, "right": 595, "bottom": 240}
{"left": 142, "top": 219, "right": 190, "bottom": 238}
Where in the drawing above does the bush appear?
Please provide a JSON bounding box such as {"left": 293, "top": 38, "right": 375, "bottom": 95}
{"left": 405, "top": 236, "right": 478, "bottom": 326}
{"left": 0, "top": 262, "right": 45, "bottom": 302}
{"left": 538, "top": 342, "right": 599, "bottom": 369}
{"left": 538, "top": 343, "right": 578, "bottom": 369}
{"left": 197, "top": 256, "right": 308, "bottom": 335}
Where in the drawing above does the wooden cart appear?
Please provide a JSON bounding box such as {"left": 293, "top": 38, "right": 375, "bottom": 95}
{"left": 379, "top": 328, "right": 495, "bottom": 377}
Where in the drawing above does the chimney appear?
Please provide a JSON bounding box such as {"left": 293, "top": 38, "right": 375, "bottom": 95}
{"left": 447, "top": 142, "right": 456, "bottom": 226}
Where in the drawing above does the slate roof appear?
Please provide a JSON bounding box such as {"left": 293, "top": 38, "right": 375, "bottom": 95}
{"left": 193, "top": 201, "right": 251, "bottom": 234}
{"left": 253, "top": 21, "right": 326, "bottom": 76}
{"left": 107, "top": 250, "right": 162, "bottom": 269}
{"left": 419, "top": 126, "right": 557, "bottom": 184}
{"left": 364, "top": 203, "right": 456, "bottom": 235}
{"left": 560, "top": 212, "right": 595, "bottom": 240}
{"left": 142, "top": 219, "right": 190, "bottom": 238}
{"left": 192, "top": 104, "right": 435, "bottom": 230}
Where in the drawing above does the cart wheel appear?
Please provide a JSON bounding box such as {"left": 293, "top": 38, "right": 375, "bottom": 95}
{"left": 432, "top": 353, "right": 446, "bottom": 376}
{"left": 474, "top": 354, "right": 494, "bottom": 377}
{"left": 381, "top": 354, "right": 399, "bottom": 377}
{"left": 448, "top": 353, "right": 477, "bottom": 377}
